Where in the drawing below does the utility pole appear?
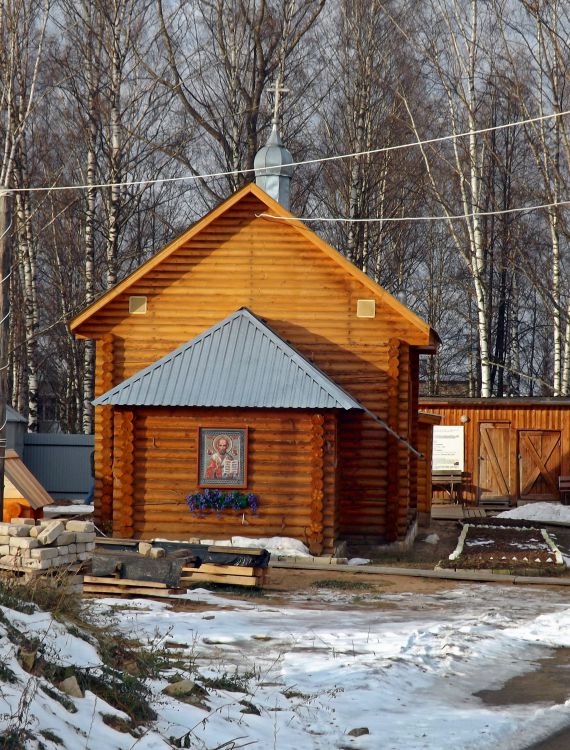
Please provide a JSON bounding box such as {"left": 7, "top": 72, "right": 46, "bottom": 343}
{"left": 0, "top": 186, "right": 12, "bottom": 524}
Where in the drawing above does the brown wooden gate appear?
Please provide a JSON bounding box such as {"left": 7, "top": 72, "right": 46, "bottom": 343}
{"left": 478, "top": 422, "right": 511, "bottom": 503}
{"left": 518, "top": 430, "right": 561, "bottom": 501}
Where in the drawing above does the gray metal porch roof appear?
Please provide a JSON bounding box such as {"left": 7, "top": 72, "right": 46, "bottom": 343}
{"left": 93, "top": 307, "right": 363, "bottom": 410}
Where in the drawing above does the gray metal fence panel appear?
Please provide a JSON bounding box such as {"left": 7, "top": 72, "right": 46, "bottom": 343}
{"left": 23, "top": 434, "right": 94, "bottom": 500}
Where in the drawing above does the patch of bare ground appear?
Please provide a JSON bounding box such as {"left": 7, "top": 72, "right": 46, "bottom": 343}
{"left": 263, "top": 568, "right": 456, "bottom": 599}
{"left": 352, "top": 519, "right": 462, "bottom": 565}
{"left": 476, "top": 647, "right": 570, "bottom": 706}
{"left": 524, "top": 727, "right": 570, "bottom": 750}
{"left": 166, "top": 598, "right": 241, "bottom": 613}
{"left": 164, "top": 518, "right": 570, "bottom": 612}
{"left": 167, "top": 567, "right": 463, "bottom": 611}
{"left": 476, "top": 648, "right": 570, "bottom": 750}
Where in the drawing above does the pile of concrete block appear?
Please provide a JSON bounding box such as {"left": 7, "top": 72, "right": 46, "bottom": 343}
{"left": 138, "top": 542, "right": 165, "bottom": 559}
{"left": 0, "top": 519, "right": 96, "bottom": 572}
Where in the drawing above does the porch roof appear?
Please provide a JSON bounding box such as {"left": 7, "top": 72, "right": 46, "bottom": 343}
{"left": 93, "top": 307, "right": 363, "bottom": 411}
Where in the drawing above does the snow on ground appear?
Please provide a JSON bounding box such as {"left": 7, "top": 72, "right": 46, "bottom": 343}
{"left": 5, "top": 583, "right": 570, "bottom": 749}
{"left": 498, "top": 502, "right": 570, "bottom": 524}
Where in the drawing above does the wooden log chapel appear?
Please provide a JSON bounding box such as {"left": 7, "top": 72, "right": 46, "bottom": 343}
{"left": 70, "top": 125, "right": 439, "bottom": 554}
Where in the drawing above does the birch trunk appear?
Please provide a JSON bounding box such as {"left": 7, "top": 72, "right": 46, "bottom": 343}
{"left": 82, "top": 86, "right": 98, "bottom": 433}
{"left": 105, "top": 1, "right": 122, "bottom": 289}
{"left": 14, "top": 161, "right": 39, "bottom": 431}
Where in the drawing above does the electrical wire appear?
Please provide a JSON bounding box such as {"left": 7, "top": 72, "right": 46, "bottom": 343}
{"left": 1, "top": 107, "right": 570, "bottom": 195}
{"left": 258, "top": 197, "right": 570, "bottom": 223}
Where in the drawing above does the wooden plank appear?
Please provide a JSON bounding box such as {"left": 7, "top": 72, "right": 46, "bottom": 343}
{"left": 189, "top": 564, "right": 263, "bottom": 576}
{"left": 95, "top": 538, "right": 138, "bottom": 547}
{"left": 207, "top": 545, "right": 264, "bottom": 556}
{"left": 84, "top": 575, "right": 170, "bottom": 588}
{"left": 83, "top": 584, "right": 184, "bottom": 596}
{"left": 180, "top": 572, "right": 261, "bottom": 586}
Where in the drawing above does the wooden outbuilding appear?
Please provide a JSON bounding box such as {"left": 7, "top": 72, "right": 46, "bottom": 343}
{"left": 3, "top": 449, "right": 53, "bottom": 522}
{"left": 419, "top": 397, "right": 570, "bottom": 508}
{"left": 70, "top": 183, "right": 438, "bottom": 553}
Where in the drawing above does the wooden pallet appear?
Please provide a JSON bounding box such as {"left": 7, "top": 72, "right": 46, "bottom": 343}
{"left": 181, "top": 563, "right": 268, "bottom": 588}
{"left": 463, "top": 507, "right": 487, "bottom": 518}
{"left": 83, "top": 575, "right": 187, "bottom": 598}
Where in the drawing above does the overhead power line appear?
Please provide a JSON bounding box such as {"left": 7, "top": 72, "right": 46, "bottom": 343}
{"left": 258, "top": 197, "right": 570, "bottom": 223}
{"left": 4, "top": 108, "right": 570, "bottom": 195}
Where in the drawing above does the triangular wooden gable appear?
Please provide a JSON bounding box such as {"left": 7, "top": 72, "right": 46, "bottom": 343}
{"left": 70, "top": 183, "right": 438, "bottom": 351}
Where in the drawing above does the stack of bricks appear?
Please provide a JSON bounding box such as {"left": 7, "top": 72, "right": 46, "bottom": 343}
{"left": 0, "top": 519, "right": 96, "bottom": 572}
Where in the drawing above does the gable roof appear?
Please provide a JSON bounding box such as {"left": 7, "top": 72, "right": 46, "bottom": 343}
{"left": 70, "top": 183, "right": 438, "bottom": 350}
{"left": 93, "top": 307, "right": 364, "bottom": 410}
{"left": 6, "top": 406, "right": 26, "bottom": 424}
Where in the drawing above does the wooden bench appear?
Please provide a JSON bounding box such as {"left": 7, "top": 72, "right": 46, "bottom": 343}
{"left": 558, "top": 476, "right": 570, "bottom": 505}
{"left": 432, "top": 471, "right": 465, "bottom": 504}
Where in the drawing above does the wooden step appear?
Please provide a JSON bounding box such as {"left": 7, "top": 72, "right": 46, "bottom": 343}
{"left": 479, "top": 499, "right": 511, "bottom": 508}
{"left": 463, "top": 508, "right": 487, "bottom": 518}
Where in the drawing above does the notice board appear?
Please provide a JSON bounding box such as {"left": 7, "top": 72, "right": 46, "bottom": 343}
{"left": 432, "top": 425, "right": 464, "bottom": 471}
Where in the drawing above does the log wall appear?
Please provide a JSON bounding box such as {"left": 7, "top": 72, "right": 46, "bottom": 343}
{"left": 416, "top": 413, "right": 440, "bottom": 515}
{"left": 94, "top": 334, "right": 115, "bottom": 531}
{"left": 119, "top": 407, "right": 338, "bottom": 554}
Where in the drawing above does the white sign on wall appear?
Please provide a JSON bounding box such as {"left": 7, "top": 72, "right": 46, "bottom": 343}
{"left": 432, "top": 425, "right": 464, "bottom": 472}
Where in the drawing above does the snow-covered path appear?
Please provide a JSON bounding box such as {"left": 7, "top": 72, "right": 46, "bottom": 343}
{"left": 89, "top": 584, "right": 570, "bottom": 750}
{"left": 3, "top": 581, "right": 570, "bottom": 749}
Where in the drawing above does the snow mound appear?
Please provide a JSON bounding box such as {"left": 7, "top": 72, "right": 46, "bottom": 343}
{"left": 422, "top": 533, "right": 440, "bottom": 545}
{"left": 231, "top": 535, "right": 312, "bottom": 557}
{"left": 497, "top": 502, "right": 570, "bottom": 525}
{"left": 347, "top": 557, "right": 371, "bottom": 566}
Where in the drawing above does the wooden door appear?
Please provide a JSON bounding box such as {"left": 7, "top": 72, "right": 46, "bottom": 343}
{"left": 478, "top": 422, "right": 511, "bottom": 502}
{"left": 518, "top": 430, "right": 561, "bottom": 501}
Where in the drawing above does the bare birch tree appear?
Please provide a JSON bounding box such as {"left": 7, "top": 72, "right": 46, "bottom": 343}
{"left": 150, "top": 0, "right": 324, "bottom": 205}
{"left": 394, "top": 0, "right": 499, "bottom": 395}
{"left": 499, "top": 0, "right": 570, "bottom": 394}
{"left": 0, "top": 0, "right": 50, "bottom": 430}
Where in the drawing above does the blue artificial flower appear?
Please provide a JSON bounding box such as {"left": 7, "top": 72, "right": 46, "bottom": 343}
{"left": 186, "top": 490, "right": 259, "bottom": 515}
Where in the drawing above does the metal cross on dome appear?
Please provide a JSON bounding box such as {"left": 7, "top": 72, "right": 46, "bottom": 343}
{"left": 268, "top": 75, "right": 290, "bottom": 125}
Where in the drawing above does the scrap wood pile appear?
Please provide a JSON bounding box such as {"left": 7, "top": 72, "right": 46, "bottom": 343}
{"left": 180, "top": 546, "right": 269, "bottom": 588}
{"left": 84, "top": 539, "right": 270, "bottom": 598}
{"left": 440, "top": 523, "right": 565, "bottom": 573}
